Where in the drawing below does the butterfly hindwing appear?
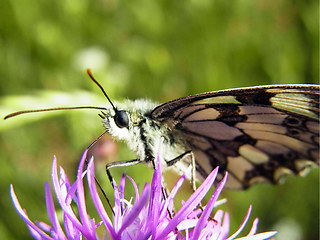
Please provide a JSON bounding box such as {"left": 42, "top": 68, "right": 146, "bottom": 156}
{"left": 152, "top": 85, "right": 319, "bottom": 189}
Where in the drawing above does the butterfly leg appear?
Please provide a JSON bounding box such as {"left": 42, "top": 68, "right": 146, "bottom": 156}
{"left": 191, "top": 152, "right": 196, "bottom": 192}
{"left": 106, "top": 159, "right": 143, "bottom": 188}
{"left": 166, "top": 151, "right": 206, "bottom": 211}
{"left": 166, "top": 150, "right": 197, "bottom": 192}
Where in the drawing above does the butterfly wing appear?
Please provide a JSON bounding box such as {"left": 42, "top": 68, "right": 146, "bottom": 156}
{"left": 151, "top": 85, "right": 319, "bottom": 189}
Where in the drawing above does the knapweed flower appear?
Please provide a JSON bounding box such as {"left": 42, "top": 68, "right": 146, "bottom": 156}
{"left": 10, "top": 150, "right": 277, "bottom": 240}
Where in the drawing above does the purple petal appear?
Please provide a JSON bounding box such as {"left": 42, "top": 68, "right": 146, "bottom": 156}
{"left": 167, "top": 173, "right": 186, "bottom": 201}
{"left": 148, "top": 163, "right": 162, "bottom": 237}
{"left": 27, "top": 223, "right": 44, "bottom": 240}
{"left": 119, "top": 174, "right": 126, "bottom": 214}
{"left": 233, "top": 231, "right": 277, "bottom": 240}
{"left": 118, "top": 183, "right": 150, "bottom": 237}
{"left": 227, "top": 205, "right": 252, "bottom": 240}
{"left": 187, "top": 206, "right": 202, "bottom": 219}
{"left": 36, "top": 221, "right": 52, "bottom": 232}
{"left": 219, "top": 212, "right": 230, "bottom": 240}
{"left": 63, "top": 212, "right": 82, "bottom": 240}
{"left": 126, "top": 175, "right": 140, "bottom": 202}
{"left": 113, "top": 180, "right": 121, "bottom": 231}
{"left": 177, "top": 219, "right": 198, "bottom": 230}
{"left": 51, "top": 155, "right": 83, "bottom": 231}
{"left": 208, "top": 220, "right": 221, "bottom": 239}
{"left": 87, "top": 158, "right": 117, "bottom": 239}
{"left": 120, "top": 173, "right": 126, "bottom": 199}
{"left": 247, "top": 218, "right": 259, "bottom": 236}
{"left": 63, "top": 214, "right": 75, "bottom": 239}
{"left": 76, "top": 150, "right": 96, "bottom": 239}
{"left": 201, "top": 220, "right": 219, "bottom": 239}
{"left": 157, "top": 167, "right": 219, "bottom": 239}
{"left": 148, "top": 164, "right": 159, "bottom": 219}
{"left": 160, "top": 173, "right": 186, "bottom": 220}
{"left": 213, "top": 209, "right": 224, "bottom": 224}
{"left": 58, "top": 166, "right": 74, "bottom": 206}
{"left": 64, "top": 172, "right": 79, "bottom": 206}
{"left": 44, "top": 182, "right": 67, "bottom": 240}
{"left": 10, "top": 185, "right": 52, "bottom": 240}
{"left": 193, "top": 172, "right": 228, "bottom": 239}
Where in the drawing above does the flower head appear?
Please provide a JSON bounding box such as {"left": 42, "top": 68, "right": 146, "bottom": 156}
{"left": 10, "top": 150, "right": 277, "bottom": 239}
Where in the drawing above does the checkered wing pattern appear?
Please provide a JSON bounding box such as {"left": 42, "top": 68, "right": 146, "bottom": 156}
{"left": 152, "top": 85, "right": 319, "bottom": 189}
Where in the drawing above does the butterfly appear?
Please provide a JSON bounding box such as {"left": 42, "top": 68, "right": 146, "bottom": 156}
{"left": 5, "top": 70, "right": 320, "bottom": 189}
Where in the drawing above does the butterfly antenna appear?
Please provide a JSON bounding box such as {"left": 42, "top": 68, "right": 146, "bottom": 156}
{"left": 4, "top": 70, "right": 115, "bottom": 120}
{"left": 86, "top": 69, "right": 117, "bottom": 111}
{"left": 4, "top": 106, "right": 107, "bottom": 120}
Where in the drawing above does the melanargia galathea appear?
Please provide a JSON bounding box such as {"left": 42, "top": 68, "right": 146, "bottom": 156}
{"left": 5, "top": 78, "right": 319, "bottom": 189}
{"left": 101, "top": 84, "right": 319, "bottom": 189}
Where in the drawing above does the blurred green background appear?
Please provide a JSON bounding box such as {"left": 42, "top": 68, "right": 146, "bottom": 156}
{"left": 0, "top": 0, "right": 319, "bottom": 239}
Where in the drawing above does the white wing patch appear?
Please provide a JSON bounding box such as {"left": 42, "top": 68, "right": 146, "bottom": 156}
{"left": 270, "top": 93, "right": 319, "bottom": 119}
{"left": 238, "top": 144, "right": 269, "bottom": 164}
{"left": 184, "top": 108, "right": 220, "bottom": 121}
{"left": 192, "top": 96, "right": 241, "bottom": 104}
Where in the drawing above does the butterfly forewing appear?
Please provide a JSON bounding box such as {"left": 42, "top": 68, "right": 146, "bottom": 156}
{"left": 151, "top": 85, "right": 320, "bottom": 189}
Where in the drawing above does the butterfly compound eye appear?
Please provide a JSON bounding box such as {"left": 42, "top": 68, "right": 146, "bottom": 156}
{"left": 114, "top": 110, "right": 129, "bottom": 128}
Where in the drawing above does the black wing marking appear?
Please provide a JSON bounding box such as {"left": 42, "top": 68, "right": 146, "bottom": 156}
{"left": 151, "top": 85, "right": 319, "bottom": 189}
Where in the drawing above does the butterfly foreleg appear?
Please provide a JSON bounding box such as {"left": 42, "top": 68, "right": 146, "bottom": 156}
{"left": 105, "top": 159, "right": 143, "bottom": 188}
{"left": 166, "top": 150, "right": 197, "bottom": 192}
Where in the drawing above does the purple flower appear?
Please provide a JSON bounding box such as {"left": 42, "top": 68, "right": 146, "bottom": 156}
{"left": 10, "top": 150, "right": 277, "bottom": 239}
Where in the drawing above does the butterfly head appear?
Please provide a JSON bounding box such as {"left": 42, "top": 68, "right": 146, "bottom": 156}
{"left": 100, "top": 99, "right": 158, "bottom": 141}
